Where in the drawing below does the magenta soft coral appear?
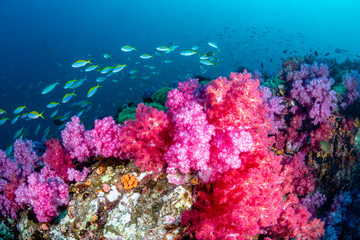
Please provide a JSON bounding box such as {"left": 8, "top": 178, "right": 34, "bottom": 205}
{"left": 119, "top": 103, "right": 171, "bottom": 172}
{"left": 0, "top": 139, "right": 39, "bottom": 219}
{"left": 89, "top": 116, "right": 122, "bottom": 158}
{"left": 22, "top": 167, "right": 69, "bottom": 222}
{"left": 61, "top": 116, "right": 94, "bottom": 162}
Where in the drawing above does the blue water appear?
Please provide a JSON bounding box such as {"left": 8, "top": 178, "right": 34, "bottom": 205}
{"left": 0, "top": 0, "right": 359, "bottom": 150}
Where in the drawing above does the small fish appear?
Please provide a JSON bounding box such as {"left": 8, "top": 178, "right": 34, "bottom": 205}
{"left": 192, "top": 45, "right": 199, "bottom": 51}
{"left": 76, "top": 110, "right": 85, "bottom": 117}
{"left": 64, "top": 78, "right": 77, "bottom": 89}
{"left": 47, "top": 102, "right": 60, "bottom": 108}
{"left": 200, "top": 59, "right": 215, "bottom": 66}
{"left": 50, "top": 109, "right": 59, "bottom": 118}
{"left": 283, "top": 49, "right": 287, "bottom": 53}
{"left": 62, "top": 91, "right": 77, "bottom": 103}
{"left": 269, "top": 58, "right": 273, "bottom": 63}
{"left": 314, "top": 51, "right": 318, "bottom": 57}
{"left": 129, "top": 70, "right": 138, "bottom": 75}
{"left": 100, "top": 66, "right": 113, "bottom": 74}
{"left": 200, "top": 54, "right": 210, "bottom": 60}
{"left": 170, "top": 45, "right": 179, "bottom": 51}
{"left": 13, "top": 106, "right": 26, "bottom": 114}
{"left": 144, "top": 65, "right": 157, "bottom": 70}
{"left": 71, "top": 59, "right": 91, "bottom": 68}
{"left": 42, "top": 82, "right": 59, "bottom": 95}
{"left": 106, "top": 72, "right": 115, "bottom": 77}
{"left": 0, "top": 117, "right": 9, "bottom": 125}
{"left": 96, "top": 77, "right": 107, "bottom": 83}
{"left": 11, "top": 115, "right": 20, "bottom": 125}
{"left": 21, "top": 113, "right": 28, "bottom": 119}
{"left": 13, "top": 128, "right": 24, "bottom": 139}
{"left": 121, "top": 45, "right": 137, "bottom": 52}
{"left": 43, "top": 127, "right": 51, "bottom": 140}
{"left": 103, "top": 53, "right": 112, "bottom": 59}
{"left": 28, "top": 111, "right": 44, "bottom": 120}
{"left": 140, "top": 54, "right": 153, "bottom": 59}
{"left": 35, "top": 124, "right": 41, "bottom": 136}
{"left": 87, "top": 84, "right": 101, "bottom": 98}
{"left": 112, "top": 64, "right": 126, "bottom": 73}
{"left": 69, "top": 76, "right": 87, "bottom": 89}
{"left": 85, "top": 65, "right": 98, "bottom": 72}
{"left": 5, "top": 144, "right": 13, "bottom": 156}
{"left": 324, "top": 52, "right": 330, "bottom": 56}
{"left": 0, "top": 109, "right": 6, "bottom": 115}
{"left": 319, "top": 140, "right": 330, "bottom": 153}
{"left": 180, "top": 50, "right": 198, "bottom": 56}
{"left": 163, "top": 59, "right": 173, "bottom": 64}
{"left": 208, "top": 42, "right": 220, "bottom": 51}
{"left": 156, "top": 46, "right": 171, "bottom": 52}
{"left": 261, "top": 62, "right": 264, "bottom": 69}
{"left": 81, "top": 101, "right": 92, "bottom": 107}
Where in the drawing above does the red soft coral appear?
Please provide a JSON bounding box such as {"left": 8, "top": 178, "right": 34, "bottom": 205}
{"left": 42, "top": 139, "right": 75, "bottom": 181}
{"left": 182, "top": 152, "right": 285, "bottom": 239}
{"left": 119, "top": 103, "right": 171, "bottom": 172}
{"left": 268, "top": 194, "right": 325, "bottom": 239}
{"left": 206, "top": 71, "right": 269, "bottom": 132}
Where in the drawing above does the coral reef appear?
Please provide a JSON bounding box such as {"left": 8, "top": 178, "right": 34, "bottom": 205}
{"left": 1, "top": 57, "right": 360, "bottom": 239}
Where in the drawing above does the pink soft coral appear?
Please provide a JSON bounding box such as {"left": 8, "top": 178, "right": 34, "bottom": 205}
{"left": 164, "top": 79, "right": 215, "bottom": 175}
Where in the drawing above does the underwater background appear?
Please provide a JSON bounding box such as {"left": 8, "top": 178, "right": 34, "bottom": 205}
{"left": 1, "top": 0, "right": 360, "bottom": 239}
{"left": 0, "top": 0, "right": 359, "bottom": 150}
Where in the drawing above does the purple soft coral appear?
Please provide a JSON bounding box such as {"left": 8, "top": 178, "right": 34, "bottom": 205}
{"left": 289, "top": 62, "right": 337, "bottom": 125}
{"left": 341, "top": 70, "right": 360, "bottom": 109}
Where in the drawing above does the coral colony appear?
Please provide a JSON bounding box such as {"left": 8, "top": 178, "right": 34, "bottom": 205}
{"left": 1, "top": 57, "right": 360, "bottom": 239}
